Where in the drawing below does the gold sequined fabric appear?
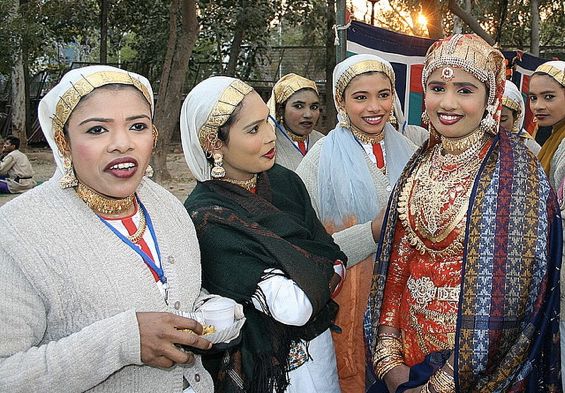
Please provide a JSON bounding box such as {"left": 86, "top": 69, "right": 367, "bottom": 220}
{"left": 535, "top": 63, "right": 565, "bottom": 87}
{"left": 52, "top": 71, "right": 152, "bottom": 141}
{"left": 198, "top": 80, "right": 253, "bottom": 149}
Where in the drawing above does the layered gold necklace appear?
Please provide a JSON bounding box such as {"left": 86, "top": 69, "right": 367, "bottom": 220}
{"left": 127, "top": 207, "right": 147, "bottom": 243}
{"left": 441, "top": 128, "right": 484, "bottom": 154}
{"left": 220, "top": 174, "right": 258, "bottom": 192}
{"left": 398, "top": 137, "right": 486, "bottom": 257}
{"left": 76, "top": 182, "right": 135, "bottom": 216}
{"left": 351, "top": 124, "right": 385, "bottom": 144}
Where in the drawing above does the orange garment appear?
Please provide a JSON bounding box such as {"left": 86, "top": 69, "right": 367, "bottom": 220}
{"left": 379, "top": 222, "right": 462, "bottom": 366}
{"left": 332, "top": 256, "right": 373, "bottom": 393}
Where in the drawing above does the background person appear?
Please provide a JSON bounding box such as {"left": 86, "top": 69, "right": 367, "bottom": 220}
{"left": 267, "top": 73, "right": 324, "bottom": 171}
{"left": 0, "top": 135, "right": 36, "bottom": 193}
{"left": 501, "top": 80, "right": 541, "bottom": 155}
{"left": 0, "top": 66, "right": 214, "bottom": 392}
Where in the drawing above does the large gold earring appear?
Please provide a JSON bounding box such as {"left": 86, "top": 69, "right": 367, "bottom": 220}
{"left": 389, "top": 109, "right": 397, "bottom": 126}
{"left": 144, "top": 165, "right": 154, "bottom": 177}
{"left": 152, "top": 124, "right": 159, "bottom": 149}
{"left": 60, "top": 155, "right": 78, "bottom": 189}
{"left": 421, "top": 110, "right": 430, "bottom": 124}
{"left": 210, "top": 153, "right": 225, "bottom": 178}
{"left": 479, "top": 103, "right": 498, "bottom": 134}
{"left": 337, "top": 108, "right": 350, "bottom": 129}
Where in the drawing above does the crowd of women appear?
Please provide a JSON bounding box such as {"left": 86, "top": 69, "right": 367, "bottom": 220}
{"left": 0, "top": 33, "right": 564, "bottom": 393}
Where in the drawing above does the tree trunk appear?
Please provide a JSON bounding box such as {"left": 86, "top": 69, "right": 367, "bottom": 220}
{"left": 225, "top": 26, "right": 244, "bottom": 77}
{"left": 448, "top": 0, "right": 495, "bottom": 45}
{"left": 421, "top": 0, "right": 443, "bottom": 39}
{"left": 99, "top": 0, "right": 108, "bottom": 64}
{"left": 151, "top": 0, "right": 199, "bottom": 181}
{"left": 10, "top": 0, "right": 28, "bottom": 150}
{"left": 324, "top": 0, "right": 337, "bottom": 134}
{"left": 530, "top": 0, "right": 540, "bottom": 55}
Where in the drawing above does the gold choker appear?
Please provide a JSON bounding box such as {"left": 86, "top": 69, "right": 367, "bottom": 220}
{"left": 351, "top": 125, "right": 384, "bottom": 144}
{"left": 287, "top": 130, "right": 307, "bottom": 142}
{"left": 76, "top": 183, "right": 135, "bottom": 215}
{"left": 220, "top": 175, "right": 258, "bottom": 191}
{"left": 441, "top": 128, "right": 485, "bottom": 154}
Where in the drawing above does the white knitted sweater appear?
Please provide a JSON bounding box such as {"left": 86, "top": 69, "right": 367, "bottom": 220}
{"left": 0, "top": 177, "right": 213, "bottom": 392}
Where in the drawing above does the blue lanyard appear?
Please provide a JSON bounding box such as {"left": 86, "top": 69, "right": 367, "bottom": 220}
{"left": 270, "top": 115, "right": 308, "bottom": 156}
{"left": 98, "top": 199, "right": 166, "bottom": 287}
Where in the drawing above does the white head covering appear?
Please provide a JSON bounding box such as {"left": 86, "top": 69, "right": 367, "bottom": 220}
{"left": 38, "top": 65, "right": 153, "bottom": 173}
{"left": 332, "top": 54, "right": 396, "bottom": 126}
{"left": 502, "top": 80, "right": 525, "bottom": 133}
{"left": 535, "top": 60, "right": 565, "bottom": 88}
{"left": 180, "top": 76, "right": 253, "bottom": 182}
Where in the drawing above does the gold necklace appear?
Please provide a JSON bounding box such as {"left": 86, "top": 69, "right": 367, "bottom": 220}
{"left": 441, "top": 128, "right": 484, "bottom": 154}
{"left": 286, "top": 130, "right": 307, "bottom": 142}
{"left": 220, "top": 174, "right": 258, "bottom": 191}
{"left": 397, "top": 143, "right": 484, "bottom": 257}
{"left": 351, "top": 125, "right": 385, "bottom": 144}
{"left": 127, "top": 207, "right": 147, "bottom": 243}
{"left": 76, "top": 182, "right": 135, "bottom": 215}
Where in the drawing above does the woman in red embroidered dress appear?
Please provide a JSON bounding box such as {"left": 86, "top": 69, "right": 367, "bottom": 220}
{"left": 366, "top": 34, "right": 561, "bottom": 393}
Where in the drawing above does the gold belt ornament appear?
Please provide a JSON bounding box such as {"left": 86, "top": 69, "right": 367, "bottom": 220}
{"left": 407, "top": 276, "right": 460, "bottom": 308}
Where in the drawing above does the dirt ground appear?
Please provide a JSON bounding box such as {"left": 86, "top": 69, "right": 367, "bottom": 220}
{"left": 0, "top": 144, "right": 197, "bottom": 207}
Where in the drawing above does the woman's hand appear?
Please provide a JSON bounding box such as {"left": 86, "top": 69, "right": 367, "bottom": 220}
{"left": 383, "top": 363, "right": 410, "bottom": 392}
{"left": 137, "top": 312, "right": 212, "bottom": 368}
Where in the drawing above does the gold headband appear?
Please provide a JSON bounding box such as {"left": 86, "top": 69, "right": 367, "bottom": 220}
{"left": 52, "top": 71, "right": 152, "bottom": 141}
{"left": 198, "top": 79, "right": 253, "bottom": 150}
{"left": 502, "top": 96, "right": 521, "bottom": 113}
{"left": 535, "top": 64, "right": 565, "bottom": 88}
{"left": 273, "top": 74, "right": 318, "bottom": 105}
{"left": 335, "top": 60, "right": 396, "bottom": 103}
{"left": 422, "top": 34, "right": 505, "bottom": 107}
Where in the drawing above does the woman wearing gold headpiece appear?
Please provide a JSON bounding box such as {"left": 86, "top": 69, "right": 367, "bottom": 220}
{"left": 296, "top": 54, "right": 418, "bottom": 393}
{"left": 180, "top": 76, "right": 347, "bottom": 393}
{"left": 267, "top": 73, "right": 324, "bottom": 171}
{"left": 501, "top": 80, "right": 541, "bottom": 155}
{"left": 0, "top": 66, "right": 215, "bottom": 392}
{"left": 529, "top": 61, "right": 565, "bottom": 392}
{"left": 365, "top": 35, "right": 561, "bottom": 393}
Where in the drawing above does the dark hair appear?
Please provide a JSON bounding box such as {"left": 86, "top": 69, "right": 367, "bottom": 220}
{"left": 205, "top": 101, "right": 243, "bottom": 164}
{"left": 5, "top": 135, "right": 20, "bottom": 149}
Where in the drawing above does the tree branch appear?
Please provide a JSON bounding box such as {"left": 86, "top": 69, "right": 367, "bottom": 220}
{"left": 447, "top": 0, "right": 495, "bottom": 45}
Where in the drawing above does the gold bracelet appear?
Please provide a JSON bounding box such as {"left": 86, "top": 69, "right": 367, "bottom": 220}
{"left": 428, "top": 368, "right": 455, "bottom": 393}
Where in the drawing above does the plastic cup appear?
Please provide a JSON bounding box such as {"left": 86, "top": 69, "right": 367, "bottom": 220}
{"left": 201, "top": 298, "right": 235, "bottom": 331}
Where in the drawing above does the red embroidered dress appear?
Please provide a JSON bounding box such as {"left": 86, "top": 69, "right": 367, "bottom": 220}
{"left": 379, "top": 141, "right": 490, "bottom": 366}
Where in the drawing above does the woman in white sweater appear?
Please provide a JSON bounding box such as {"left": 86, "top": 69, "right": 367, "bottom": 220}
{"left": 0, "top": 66, "right": 214, "bottom": 392}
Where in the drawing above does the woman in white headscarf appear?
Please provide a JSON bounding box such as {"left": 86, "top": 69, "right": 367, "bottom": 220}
{"left": 296, "top": 54, "right": 417, "bottom": 393}
{"left": 181, "top": 76, "right": 346, "bottom": 393}
{"left": 501, "top": 80, "right": 541, "bottom": 155}
{"left": 0, "top": 65, "right": 214, "bottom": 393}
{"left": 266, "top": 73, "right": 325, "bottom": 171}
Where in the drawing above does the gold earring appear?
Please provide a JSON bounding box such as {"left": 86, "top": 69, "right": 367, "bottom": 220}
{"left": 389, "top": 109, "right": 397, "bottom": 125}
{"left": 144, "top": 164, "right": 154, "bottom": 177}
{"left": 60, "top": 155, "right": 78, "bottom": 189}
{"left": 338, "top": 108, "right": 350, "bottom": 129}
{"left": 421, "top": 110, "right": 430, "bottom": 124}
{"left": 152, "top": 125, "right": 159, "bottom": 149}
{"left": 210, "top": 153, "right": 225, "bottom": 178}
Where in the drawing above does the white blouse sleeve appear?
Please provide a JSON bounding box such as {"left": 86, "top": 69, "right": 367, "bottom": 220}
{"left": 251, "top": 269, "right": 313, "bottom": 326}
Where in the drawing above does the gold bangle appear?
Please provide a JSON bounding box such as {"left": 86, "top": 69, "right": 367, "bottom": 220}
{"left": 429, "top": 368, "right": 455, "bottom": 393}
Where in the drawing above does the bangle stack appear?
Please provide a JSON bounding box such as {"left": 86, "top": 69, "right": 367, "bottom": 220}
{"left": 373, "top": 334, "right": 404, "bottom": 380}
{"left": 421, "top": 368, "right": 455, "bottom": 393}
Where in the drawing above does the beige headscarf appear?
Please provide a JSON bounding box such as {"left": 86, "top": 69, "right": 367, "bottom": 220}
{"left": 535, "top": 60, "right": 565, "bottom": 173}
{"left": 38, "top": 65, "right": 154, "bottom": 174}
{"left": 503, "top": 80, "right": 526, "bottom": 133}
{"left": 179, "top": 76, "right": 253, "bottom": 181}
{"left": 266, "top": 73, "right": 318, "bottom": 120}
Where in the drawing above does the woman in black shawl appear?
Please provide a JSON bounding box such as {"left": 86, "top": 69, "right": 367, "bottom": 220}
{"left": 180, "top": 76, "right": 347, "bottom": 393}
